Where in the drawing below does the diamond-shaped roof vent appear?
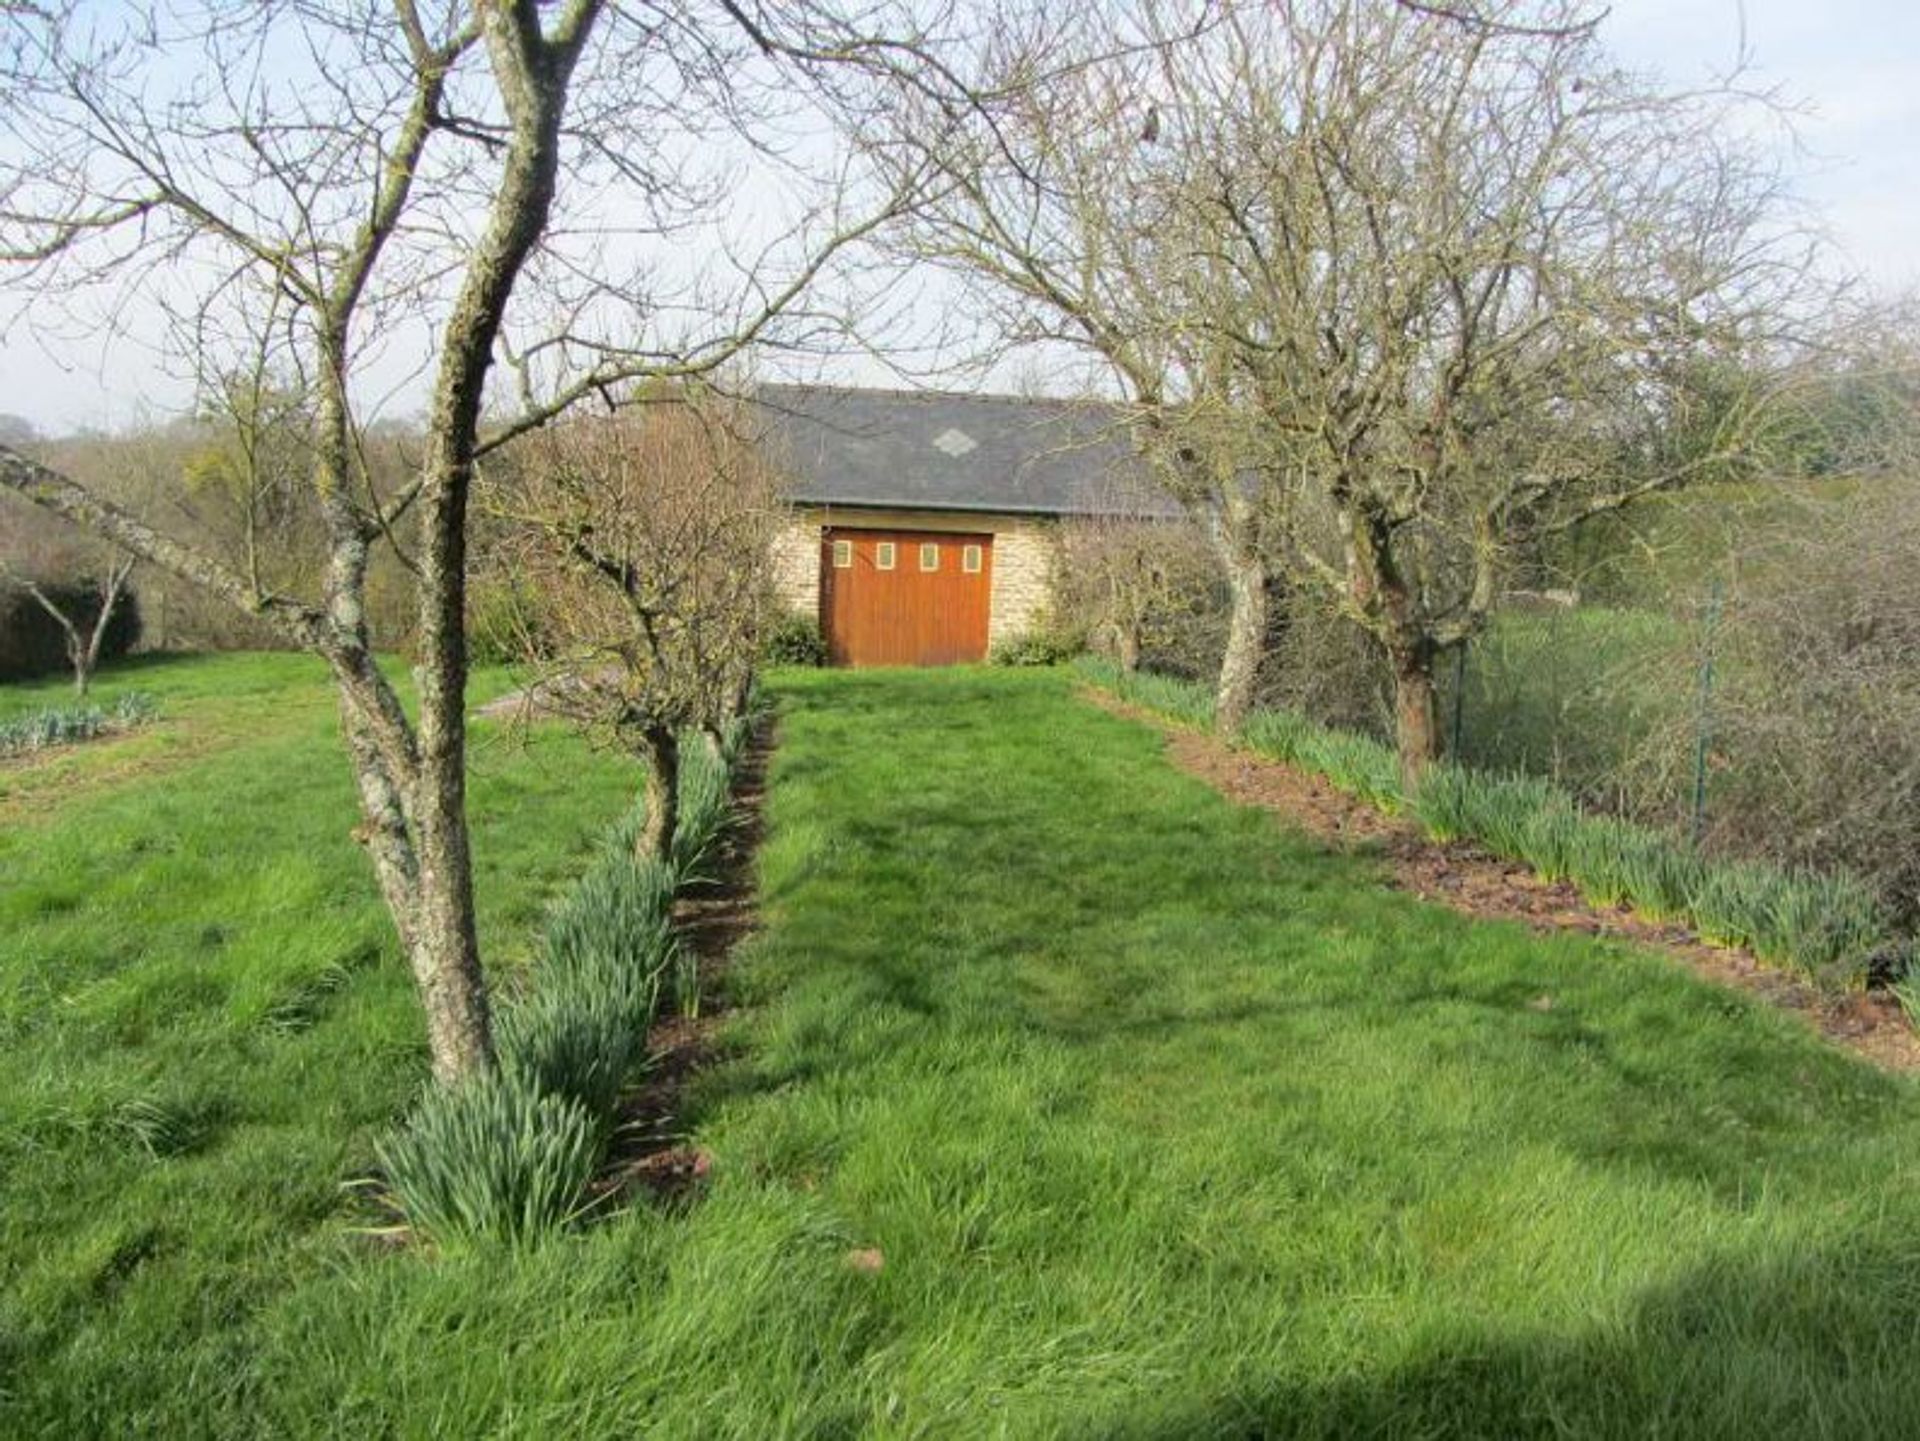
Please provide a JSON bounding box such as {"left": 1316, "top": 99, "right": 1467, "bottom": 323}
{"left": 931, "top": 427, "right": 977, "bottom": 458}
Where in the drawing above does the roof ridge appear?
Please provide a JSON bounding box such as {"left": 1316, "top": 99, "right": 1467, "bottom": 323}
{"left": 753, "top": 379, "right": 1120, "bottom": 410}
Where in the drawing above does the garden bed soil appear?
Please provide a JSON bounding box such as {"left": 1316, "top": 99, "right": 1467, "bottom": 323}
{"left": 1082, "top": 686, "right": 1920, "bottom": 1073}
{"left": 598, "top": 719, "right": 774, "bottom": 1205}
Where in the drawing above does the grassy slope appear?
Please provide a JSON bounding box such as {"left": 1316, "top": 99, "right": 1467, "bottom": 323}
{"left": 0, "top": 653, "right": 636, "bottom": 1432}
{"left": 194, "top": 667, "right": 1920, "bottom": 1437}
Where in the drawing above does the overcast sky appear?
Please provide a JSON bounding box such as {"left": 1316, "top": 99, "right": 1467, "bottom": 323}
{"left": 2, "top": 0, "right": 1915, "bottom": 435}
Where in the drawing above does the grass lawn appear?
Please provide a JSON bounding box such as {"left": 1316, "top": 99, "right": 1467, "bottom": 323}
{"left": 0, "top": 652, "right": 637, "bottom": 1432}
{"left": 5, "top": 662, "right": 1920, "bottom": 1436}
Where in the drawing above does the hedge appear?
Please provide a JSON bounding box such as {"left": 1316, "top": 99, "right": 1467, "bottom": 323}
{"left": 0, "top": 578, "right": 141, "bottom": 681}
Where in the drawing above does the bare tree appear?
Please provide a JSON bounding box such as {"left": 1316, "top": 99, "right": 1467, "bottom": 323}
{"left": 0, "top": 2, "right": 941, "bottom": 1084}
{"left": 483, "top": 394, "right": 784, "bottom": 861}
{"left": 0, "top": 551, "right": 136, "bottom": 695}
{"left": 1056, "top": 506, "right": 1216, "bottom": 674}
{"left": 880, "top": 0, "right": 1826, "bottom": 776}
{"left": 865, "top": 4, "right": 1292, "bottom": 734}
{"left": 1157, "top": 0, "right": 1826, "bottom": 787}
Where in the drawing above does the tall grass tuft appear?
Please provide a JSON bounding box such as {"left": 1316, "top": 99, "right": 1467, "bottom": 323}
{"left": 497, "top": 969, "right": 647, "bottom": 1122}
{"left": 673, "top": 742, "right": 735, "bottom": 875}
{"left": 382, "top": 708, "right": 751, "bottom": 1244}
{"left": 375, "top": 1071, "right": 601, "bottom": 1248}
{"left": 1077, "top": 657, "right": 1217, "bottom": 728}
{"left": 0, "top": 691, "right": 158, "bottom": 755}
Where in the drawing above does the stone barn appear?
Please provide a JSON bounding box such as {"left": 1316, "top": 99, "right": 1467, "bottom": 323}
{"left": 756, "top": 384, "right": 1177, "bottom": 667}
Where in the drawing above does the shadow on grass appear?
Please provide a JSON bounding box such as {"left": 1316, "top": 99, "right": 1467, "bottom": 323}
{"left": 1123, "top": 1234, "right": 1920, "bottom": 1439}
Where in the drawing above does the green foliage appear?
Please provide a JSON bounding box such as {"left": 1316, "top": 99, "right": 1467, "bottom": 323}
{"left": 385, "top": 711, "right": 747, "bottom": 1245}
{"left": 1076, "top": 655, "right": 1216, "bottom": 727}
{"left": 374, "top": 1072, "right": 601, "bottom": 1249}
{"left": 672, "top": 739, "right": 736, "bottom": 875}
{"left": 1415, "top": 764, "right": 1889, "bottom": 984}
{"left": 1893, "top": 955, "right": 1920, "bottom": 1029}
{"left": 989, "top": 627, "right": 1083, "bottom": 667}
{"left": 1289, "top": 726, "right": 1403, "bottom": 812}
{"left": 1083, "top": 661, "right": 1901, "bottom": 992}
{"left": 670, "top": 948, "right": 701, "bottom": 1020}
{"left": 466, "top": 580, "right": 549, "bottom": 667}
{"left": 761, "top": 612, "right": 827, "bottom": 667}
{"left": 497, "top": 914, "right": 661, "bottom": 1121}
{"left": 543, "top": 850, "right": 677, "bottom": 982}
{"left": 0, "top": 691, "right": 158, "bottom": 755}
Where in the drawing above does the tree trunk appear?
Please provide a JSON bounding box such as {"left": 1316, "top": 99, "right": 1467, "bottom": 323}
{"left": 1115, "top": 623, "right": 1141, "bottom": 672}
{"left": 1391, "top": 646, "right": 1439, "bottom": 795}
{"left": 74, "top": 563, "right": 130, "bottom": 699}
{"left": 1215, "top": 548, "right": 1267, "bottom": 738}
{"left": 391, "top": 9, "right": 597, "bottom": 1083}
{"left": 638, "top": 724, "right": 680, "bottom": 861}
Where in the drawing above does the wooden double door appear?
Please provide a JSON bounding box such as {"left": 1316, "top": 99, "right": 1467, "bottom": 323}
{"left": 821, "top": 527, "right": 994, "bottom": 667}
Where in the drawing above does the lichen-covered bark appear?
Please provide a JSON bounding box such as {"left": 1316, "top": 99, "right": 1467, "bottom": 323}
{"left": 1207, "top": 490, "right": 1269, "bottom": 739}
{"left": 637, "top": 724, "right": 680, "bottom": 862}
{"left": 1390, "top": 647, "right": 1439, "bottom": 795}
{"left": 0, "top": 5, "right": 609, "bottom": 1089}
{"left": 1215, "top": 550, "right": 1268, "bottom": 739}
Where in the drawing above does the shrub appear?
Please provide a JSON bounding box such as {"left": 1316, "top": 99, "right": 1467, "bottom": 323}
{"left": 467, "top": 579, "right": 549, "bottom": 667}
{"left": 990, "top": 628, "right": 1083, "bottom": 667}
{"left": 762, "top": 613, "right": 827, "bottom": 667}
{"left": 376, "top": 1071, "right": 601, "bottom": 1248}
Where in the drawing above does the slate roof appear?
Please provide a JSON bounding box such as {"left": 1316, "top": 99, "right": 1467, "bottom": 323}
{"left": 751, "top": 383, "right": 1181, "bottom": 519}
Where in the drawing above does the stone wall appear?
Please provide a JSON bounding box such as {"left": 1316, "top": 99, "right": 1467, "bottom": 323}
{"left": 985, "top": 519, "right": 1055, "bottom": 647}
{"left": 770, "top": 516, "right": 821, "bottom": 619}
{"left": 772, "top": 506, "right": 1059, "bottom": 649}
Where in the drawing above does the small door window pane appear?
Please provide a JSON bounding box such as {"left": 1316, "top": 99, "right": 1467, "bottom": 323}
{"left": 962, "top": 544, "right": 983, "bottom": 574}
{"left": 875, "top": 541, "right": 896, "bottom": 570}
{"left": 919, "top": 542, "right": 940, "bottom": 572}
{"left": 832, "top": 539, "right": 853, "bottom": 569}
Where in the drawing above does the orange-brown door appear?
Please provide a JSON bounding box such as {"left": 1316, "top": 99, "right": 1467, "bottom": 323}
{"left": 820, "top": 528, "right": 994, "bottom": 666}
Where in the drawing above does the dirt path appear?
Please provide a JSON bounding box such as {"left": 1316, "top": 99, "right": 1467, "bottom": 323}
{"left": 599, "top": 718, "right": 776, "bottom": 1204}
{"left": 1082, "top": 686, "right": 1920, "bottom": 1073}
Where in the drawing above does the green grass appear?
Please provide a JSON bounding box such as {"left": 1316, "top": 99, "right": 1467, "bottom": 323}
{"left": 7, "top": 661, "right": 1920, "bottom": 1435}
{"left": 0, "top": 651, "right": 638, "bottom": 1425}
{"left": 1453, "top": 606, "right": 1694, "bottom": 804}
{"left": 1090, "top": 658, "right": 1903, "bottom": 987}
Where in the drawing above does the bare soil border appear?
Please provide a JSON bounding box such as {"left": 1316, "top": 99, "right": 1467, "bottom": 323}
{"left": 597, "top": 716, "right": 775, "bottom": 1205}
{"left": 1081, "top": 685, "right": 1920, "bottom": 1073}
